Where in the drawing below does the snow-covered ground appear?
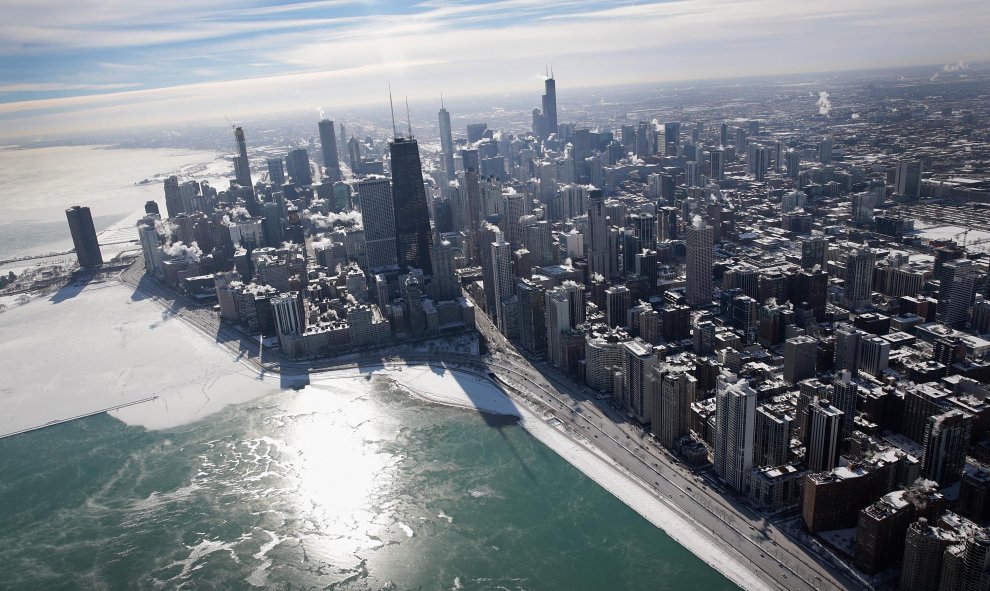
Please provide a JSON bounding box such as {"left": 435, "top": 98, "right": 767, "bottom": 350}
{"left": 911, "top": 224, "right": 990, "bottom": 254}
{"left": 312, "top": 364, "right": 519, "bottom": 418}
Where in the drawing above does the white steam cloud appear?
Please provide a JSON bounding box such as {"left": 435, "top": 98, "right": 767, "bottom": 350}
{"left": 306, "top": 210, "right": 362, "bottom": 229}
{"left": 692, "top": 215, "right": 704, "bottom": 229}
{"left": 817, "top": 91, "right": 831, "bottom": 117}
{"left": 155, "top": 218, "right": 176, "bottom": 238}
{"left": 943, "top": 60, "right": 969, "bottom": 72}
{"left": 165, "top": 241, "right": 202, "bottom": 262}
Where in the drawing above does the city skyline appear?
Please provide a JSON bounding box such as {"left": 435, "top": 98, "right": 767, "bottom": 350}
{"left": 2, "top": 0, "right": 989, "bottom": 139}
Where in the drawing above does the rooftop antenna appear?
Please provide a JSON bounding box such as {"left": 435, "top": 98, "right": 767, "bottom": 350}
{"left": 550, "top": 63, "right": 554, "bottom": 78}
{"left": 440, "top": 92, "right": 444, "bottom": 110}
{"left": 388, "top": 83, "right": 397, "bottom": 138}
{"left": 405, "top": 96, "right": 412, "bottom": 138}
{"left": 545, "top": 64, "right": 549, "bottom": 78}
{"left": 224, "top": 115, "right": 235, "bottom": 130}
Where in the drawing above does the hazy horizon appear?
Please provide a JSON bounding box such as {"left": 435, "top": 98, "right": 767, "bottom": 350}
{"left": 2, "top": 0, "right": 989, "bottom": 141}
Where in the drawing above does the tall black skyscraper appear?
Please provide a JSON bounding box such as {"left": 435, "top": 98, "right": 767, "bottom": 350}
{"left": 65, "top": 205, "right": 103, "bottom": 268}
{"left": 390, "top": 136, "right": 433, "bottom": 275}
{"left": 318, "top": 119, "right": 342, "bottom": 183}
{"left": 233, "top": 126, "right": 252, "bottom": 188}
{"left": 542, "top": 75, "right": 557, "bottom": 136}
{"left": 532, "top": 72, "right": 558, "bottom": 139}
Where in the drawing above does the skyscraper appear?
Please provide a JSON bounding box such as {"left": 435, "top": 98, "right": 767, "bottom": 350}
{"left": 921, "top": 409, "right": 972, "bottom": 486}
{"left": 685, "top": 218, "right": 714, "bottom": 307}
{"left": 285, "top": 148, "right": 312, "bottom": 186}
{"left": 714, "top": 374, "right": 757, "bottom": 492}
{"left": 844, "top": 248, "right": 875, "bottom": 309}
{"left": 491, "top": 230, "right": 514, "bottom": 333}
{"left": 163, "top": 175, "right": 184, "bottom": 218}
{"left": 438, "top": 104, "right": 456, "bottom": 180}
{"left": 266, "top": 158, "right": 285, "bottom": 186}
{"left": 939, "top": 258, "right": 978, "bottom": 329}
{"left": 532, "top": 74, "right": 558, "bottom": 139}
{"left": 318, "top": 119, "right": 342, "bottom": 183}
{"left": 652, "top": 363, "right": 697, "bottom": 449}
{"left": 622, "top": 339, "right": 655, "bottom": 423}
{"left": 709, "top": 148, "right": 725, "bottom": 181}
{"left": 65, "top": 205, "right": 103, "bottom": 268}
{"left": 389, "top": 136, "right": 433, "bottom": 275}
{"left": 784, "top": 335, "right": 818, "bottom": 384}
{"left": 357, "top": 177, "right": 397, "bottom": 270}
{"left": 895, "top": 160, "right": 923, "bottom": 201}
{"left": 233, "top": 126, "right": 252, "bottom": 188}
{"left": 587, "top": 189, "right": 612, "bottom": 279}
{"left": 806, "top": 400, "right": 843, "bottom": 472}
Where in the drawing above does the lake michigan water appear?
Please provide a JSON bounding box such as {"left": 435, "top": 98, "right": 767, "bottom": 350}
{"left": 0, "top": 144, "right": 739, "bottom": 590}
{"left": 0, "top": 379, "right": 738, "bottom": 590}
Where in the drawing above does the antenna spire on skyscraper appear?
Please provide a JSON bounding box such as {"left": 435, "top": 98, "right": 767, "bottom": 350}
{"left": 405, "top": 96, "right": 412, "bottom": 138}
{"left": 440, "top": 92, "right": 444, "bottom": 109}
{"left": 388, "top": 83, "right": 397, "bottom": 138}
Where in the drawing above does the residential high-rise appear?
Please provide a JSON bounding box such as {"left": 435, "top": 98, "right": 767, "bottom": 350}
{"left": 389, "top": 136, "right": 433, "bottom": 275}
{"left": 784, "top": 335, "right": 818, "bottom": 384}
{"left": 939, "top": 258, "right": 978, "bottom": 329}
{"left": 622, "top": 339, "right": 655, "bottom": 424}
{"left": 710, "top": 148, "right": 725, "bottom": 181}
{"left": 428, "top": 234, "right": 459, "bottom": 301}
{"left": 754, "top": 404, "right": 791, "bottom": 468}
{"left": 65, "top": 205, "right": 103, "bottom": 268}
{"left": 544, "top": 281, "right": 584, "bottom": 364}
{"left": 663, "top": 121, "right": 681, "bottom": 156}
{"left": 272, "top": 292, "right": 303, "bottom": 346}
{"left": 685, "top": 219, "right": 714, "bottom": 307}
{"left": 318, "top": 119, "right": 342, "bottom": 183}
{"left": 921, "top": 409, "right": 972, "bottom": 486}
{"left": 652, "top": 362, "right": 697, "bottom": 449}
{"left": 163, "top": 175, "right": 184, "bottom": 218}
{"left": 357, "top": 177, "right": 397, "bottom": 270}
{"left": 895, "top": 160, "right": 923, "bottom": 201}
{"left": 286, "top": 148, "right": 312, "bottom": 186}
{"left": 844, "top": 248, "right": 876, "bottom": 309}
{"left": 136, "top": 216, "right": 163, "bottom": 276}
{"left": 818, "top": 137, "right": 832, "bottom": 165}
{"left": 859, "top": 335, "right": 890, "bottom": 378}
{"left": 266, "top": 158, "right": 285, "bottom": 186}
{"left": 587, "top": 189, "right": 612, "bottom": 279}
{"left": 831, "top": 371, "right": 858, "bottom": 439}
{"left": 605, "top": 285, "right": 631, "bottom": 328}
{"left": 347, "top": 136, "right": 362, "bottom": 174}
{"left": 806, "top": 400, "right": 843, "bottom": 473}
{"left": 438, "top": 104, "right": 456, "bottom": 179}
{"left": 901, "top": 518, "right": 957, "bottom": 591}
{"left": 491, "top": 230, "right": 514, "bottom": 333}
{"left": 233, "top": 126, "right": 252, "bottom": 188}
{"left": 714, "top": 374, "right": 757, "bottom": 492}
{"left": 517, "top": 279, "right": 547, "bottom": 357}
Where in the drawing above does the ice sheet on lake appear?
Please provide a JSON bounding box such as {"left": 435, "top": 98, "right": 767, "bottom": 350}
{"left": 0, "top": 281, "right": 278, "bottom": 436}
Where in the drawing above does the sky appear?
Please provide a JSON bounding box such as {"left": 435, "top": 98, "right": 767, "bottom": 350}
{"left": 1, "top": 0, "right": 988, "bottom": 140}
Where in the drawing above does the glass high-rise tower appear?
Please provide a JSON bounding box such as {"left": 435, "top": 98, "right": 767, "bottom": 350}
{"left": 318, "top": 119, "right": 342, "bottom": 183}
{"left": 65, "top": 205, "right": 103, "bottom": 268}
{"left": 389, "top": 137, "right": 433, "bottom": 275}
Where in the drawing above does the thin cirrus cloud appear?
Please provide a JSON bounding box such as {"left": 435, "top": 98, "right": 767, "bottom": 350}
{"left": 0, "top": 0, "right": 988, "bottom": 139}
